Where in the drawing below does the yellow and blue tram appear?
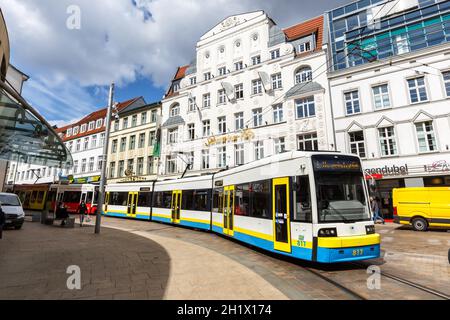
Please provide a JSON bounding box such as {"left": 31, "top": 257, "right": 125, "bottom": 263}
{"left": 104, "top": 151, "right": 381, "bottom": 263}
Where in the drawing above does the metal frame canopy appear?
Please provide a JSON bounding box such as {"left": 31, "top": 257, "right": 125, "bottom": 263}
{"left": 0, "top": 80, "right": 72, "bottom": 168}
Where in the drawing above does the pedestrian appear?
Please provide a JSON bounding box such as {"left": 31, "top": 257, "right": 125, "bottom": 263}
{"left": 0, "top": 202, "right": 5, "bottom": 239}
{"left": 371, "top": 196, "right": 385, "bottom": 224}
{"left": 56, "top": 202, "right": 69, "bottom": 226}
{"left": 78, "top": 200, "right": 87, "bottom": 227}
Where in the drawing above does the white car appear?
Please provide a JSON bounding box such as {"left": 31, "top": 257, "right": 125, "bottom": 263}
{"left": 0, "top": 193, "right": 25, "bottom": 230}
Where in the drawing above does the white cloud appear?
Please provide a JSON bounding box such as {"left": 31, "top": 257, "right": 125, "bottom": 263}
{"left": 0, "top": 0, "right": 348, "bottom": 122}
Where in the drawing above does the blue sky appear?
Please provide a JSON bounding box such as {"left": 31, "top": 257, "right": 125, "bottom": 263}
{"left": 1, "top": 0, "right": 349, "bottom": 127}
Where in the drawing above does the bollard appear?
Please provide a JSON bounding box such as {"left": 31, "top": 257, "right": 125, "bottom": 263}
{"left": 448, "top": 249, "right": 450, "bottom": 264}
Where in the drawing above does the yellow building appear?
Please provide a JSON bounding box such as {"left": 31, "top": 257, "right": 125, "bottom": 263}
{"left": 107, "top": 100, "right": 161, "bottom": 183}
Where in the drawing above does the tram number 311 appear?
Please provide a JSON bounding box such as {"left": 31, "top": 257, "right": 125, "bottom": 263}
{"left": 352, "top": 249, "right": 364, "bottom": 257}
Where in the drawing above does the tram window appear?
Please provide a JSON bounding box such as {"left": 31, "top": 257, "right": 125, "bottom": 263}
{"left": 30, "top": 191, "right": 37, "bottom": 203}
{"left": 110, "top": 192, "right": 128, "bottom": 206}
{"left": 138, "top": 192, "right": 152, "bottom": 207}
{"left": 235, "top": 184, "right": 249, "bottom": 216}
{"left": 37, "top": 191, "right": 45, "bottom": 203}
{"left": 181, "top": 190, "right": 194, "bottom": 210}
{"left": 153, "top": 192, "right": 172, "bottom": 209}
{"left": 194, "top": 190, "right": 211, "bottom": 211}
{"left": 212, "top": 188, "right": 224, "bottom": 213}
{"left": 63, "top": 191, "right": 82, "bottom": 203}
{"left": 86, "top": 192, "right": 93, "bottom": 203}
{"left": 250, "top": 181, "right": 271, "bottom": 219}
{"left": 293, "top": 176, "right": 312, "bottom": 223}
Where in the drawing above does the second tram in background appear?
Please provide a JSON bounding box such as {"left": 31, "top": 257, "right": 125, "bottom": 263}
{"left": 105, "top": 151, "right": 381, "bottom": 264}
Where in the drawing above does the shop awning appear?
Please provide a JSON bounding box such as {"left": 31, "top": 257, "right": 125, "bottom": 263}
{"left": 0, "top": 81, "right": 72, "bottom": 168}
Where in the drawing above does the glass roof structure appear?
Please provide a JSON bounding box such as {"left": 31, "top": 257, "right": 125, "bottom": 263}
{"left": 0, "top": 80, "right": 72, "bottom": 168}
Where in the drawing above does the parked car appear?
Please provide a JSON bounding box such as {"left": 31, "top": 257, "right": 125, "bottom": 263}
{"left": 0, "top": 193, "right": 25, "bottom": 230}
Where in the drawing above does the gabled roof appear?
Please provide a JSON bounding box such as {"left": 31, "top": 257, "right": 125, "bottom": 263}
{"left": 283, "top": 15, "right": 324, "bottom": 50}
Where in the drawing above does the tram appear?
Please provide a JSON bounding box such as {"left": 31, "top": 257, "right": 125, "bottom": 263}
{"left": 56, "top": 184, "right": 99, "bottom": 215}
{"left": 14, "top": 184, "right": 57, "bottom": 211}
{"left": 104, "top": 151, "right": 381, "bottom": 263}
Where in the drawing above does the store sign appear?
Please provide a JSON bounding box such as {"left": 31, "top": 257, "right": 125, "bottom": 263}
{"left": 424, "top": 160, "right": 450, "bottom": 173}
{"left": 365, "top": 164, "right": 408, "bottom": 177}
{"left": 205, "top": 129, "right": 255, "bottom": 147}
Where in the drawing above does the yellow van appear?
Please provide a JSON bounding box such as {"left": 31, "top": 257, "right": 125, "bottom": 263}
{"left": 393, "top": 187, "right": 450, "bottom": 231}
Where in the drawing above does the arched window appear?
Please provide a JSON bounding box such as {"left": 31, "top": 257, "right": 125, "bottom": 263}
{"left": 295, "top": 67, "right": 312, "bottom": 84}
{"left": 170, "top": 103, "right": 180, "bottom": 117}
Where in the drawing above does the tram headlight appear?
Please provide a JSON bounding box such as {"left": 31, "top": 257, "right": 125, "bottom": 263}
{"left": 365, "top": 225, "right": 376, "bottom": 235}
{"left": 318, "top": 228, "right": 337, "bottom": 237}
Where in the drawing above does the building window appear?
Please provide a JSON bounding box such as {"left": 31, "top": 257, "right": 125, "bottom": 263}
{"left": 296, "top": 97, "right": 315, "bottom": 119}
{"left": 190, "top": 77, "right": 197, "bottom": 86}
{"left": 127, "top": 159, "right": 134, "bottom": 173}
{"left": 186, "top": 152, "right": 194, "bottom": 171}
{"left": 147, "top": 156, "right": 154, "bottom": 175}
{"left": 394, "top": 34, "right": 410, "bottom": 55}
{"left": 252, "top": 79, "right": 263, "bottom": 95}
{"left": 218, "top": 67, "right": 226, "bottom": 76}
{"left": 114, "top": 120, "right": 119, "bottom": 131}
{"left": 88, "top": 157, "right": 95, "bottom": 172}
{"left": 415, "top": 121, "right": 437, "bottom": 153}
{"left": 120, "top": 137, "right": 127, "bottom": 152}
{"left": 235, "top": 83, "right": 244, "bottom": 99}
{"left": 235, "top": 144, "right": 244, "bottom": 166}
{"left": 118, "top": 161, "right": 125, "bottom": 177}
{"left": 203, "top": 93, "right": 211, "bottom": 108}
{"left": 109, "top": 162, "right": 116, "bottom": 178}
{"left": 218, "top": 89, "right": 227, "bottom": 105}
{"left": 270, "top": 49, "right": 280, "bottom": 60}
{"left": 111, "top": 139, "right": 118, "bottom": 153}
{"left": 202, "top": 150, "right": 210, "bottom": 169}
{"left": 97, "top": 156, "right": 103, "bottom": 171}
{"left": 443, "top": 71, "right": 450, "bottom": 97}
{"left": 251, "top": 55, "right": 261, "bottom": 65}
{"left": 372, "top": 84, "right": 391, "bottom": 109}
{"left": 349, "top": 131, "right": 366, "bottom": 158}
{"left": 203, "top": 120, "right": 211, "bottom": 137}
{"left": 76, "top": 140, "right": 81, "bottom": 152}
{"left": 88, "top": 122, "right": 95, "bottom": 131}
{"left": 83, "top": 138, "right": 89, "bottom": 150}
{"left": 66, "top": 128, "right": 72, "bottom": 137}
{"left": 100, "top": 133, "right": 105, "bottom": 147}
{"left": 173, "top": 83, "right": 180, "bottom": 92}
{"left": 297, "top": 133, "right": 318, "bottom": 151}
{"left": 274, "top": 137, "right": 286, "bottom": 154}
{"left": 151, "top": 110, "right": 158, "bottom": 123}
{"left": 166, "top": 156, "right": 177, "bottom": 174}
{"left": 378, "top": 126, "right": 397, "bottom": 156}
{"left": 204, "top": 72, "right": 212, "bottom": 81}
{"left": 254, "top": 141, "right": 264, "bottom": 160}
{"left": 344, "top": 90, "right": 361, "bottom": 115}
{"left": 299, "top": 41, "right": 311, "bottom": 53}
{"left": 408, "top": 77, "right": 428, "bottom": 103}
{"left": 188, "top": 124, "right": 195, "bottom": 141}
{"left": 253, "top": 108, "right": 263, "bottom": 127}
{"left": 170, "top": 104, "right": 180, "bottom": 117}
{"left": 73, "top": 161, "right": 79, "bottom": 174}
{"left": 234, "top": 61, "right": 243, "bottom": 71}
{"left": 73, "top": 126, "right": 79, "bottom": 135}
{"left": 81, "top": 159, "right": 87, "bottom": 173}
{"left": 271, "top": 73, "right": 282, "bottom": 90}
{"left": 149, "top": 131, "right": 156, "bottom": 146}
{"left": 218, "top": 116, "right": 227, "bottom": 134}
{"left": 235, "top": 112, "right": 244, "bottom": 131}
{"left": 68, "top": 141, "right": 73, "bottom": 152}
{"left": 295, "top": 67, "right": 312, "bottom": 84}
{"left": 129, "top": 135, "right": 136, "bottom": 150}
{"left": 138, "top": 133, "right": 146, "bottom": 148}
{"left": 141, "top": 112, "right": 147, "bottom": 125}
{"left": 217, "top": 146, "right": 227, "bottom": 168}
{"left": 96, "top": 119, "right": 103, "bottom": 128}
{"left": 188, "top": 97, "right": 196, "bottom": 112}
{"left": 80, "top": 124, "right": 87, "bottom": 133}
{"left": 137, "top": 157, "right": 144, "bottom": 176}
{"left": 168, "top": 128, "right": 178, "bottom": 144}
{"left": 123, "top": 118, "right": 129, "bottom": 129}
{"left": 273, "top": 104, "right": 283, "bottom": 123}
{"left": 91, "top": 135, "right": 97, "bottom": 148}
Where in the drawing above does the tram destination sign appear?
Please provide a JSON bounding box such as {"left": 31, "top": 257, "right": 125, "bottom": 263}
{"left": 312, "top": 155, "right": 362, "bottom": 172}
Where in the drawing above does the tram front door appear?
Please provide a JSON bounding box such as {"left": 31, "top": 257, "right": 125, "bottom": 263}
{"left": 223, "top": 186, "right": 235, "bottom": 236}
{"left": 273, "top": 178, "right": 292, "bottom": 253}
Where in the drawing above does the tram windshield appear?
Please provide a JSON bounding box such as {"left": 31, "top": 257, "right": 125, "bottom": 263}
{"left": 312, "top": 155, "right": 370, "bottom": 223}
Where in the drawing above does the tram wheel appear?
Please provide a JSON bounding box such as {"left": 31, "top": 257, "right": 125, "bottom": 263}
{"left": 412, "top": 217, "right": 428, "bottom": 232}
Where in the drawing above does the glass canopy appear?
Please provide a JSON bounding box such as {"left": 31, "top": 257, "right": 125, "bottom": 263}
{"left": 0, "top": 83, "right": 72, "bottom": 168}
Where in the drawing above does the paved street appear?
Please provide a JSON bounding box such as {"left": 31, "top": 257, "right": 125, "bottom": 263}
{"left": 0, "top": 215, "right": 449, "bottom": 300}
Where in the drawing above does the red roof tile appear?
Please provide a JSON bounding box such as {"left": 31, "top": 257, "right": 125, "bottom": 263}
{"left": 174, "top": 65, "right": 189, "bottom": 81}
{"left": 283, "top": 15, "right": 324, "bottom": 50}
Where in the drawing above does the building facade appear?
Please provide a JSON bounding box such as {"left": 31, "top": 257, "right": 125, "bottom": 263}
{"left": 160, "top": 11, "right": 335, "bottom": 177}
{"left": 107, "top": 100, "right": 161, "bottom": 183}
{"left": 325, "top": 0, "right": 450, "bottom": 217}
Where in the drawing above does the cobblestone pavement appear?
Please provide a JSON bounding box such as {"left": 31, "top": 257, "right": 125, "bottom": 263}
{"left": 1, "top": 215, "right": 449, "bottom": 300}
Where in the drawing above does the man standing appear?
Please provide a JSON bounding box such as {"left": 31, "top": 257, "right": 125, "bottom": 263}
{"left": 0, "top": 202, "right": 5, "bottom": 239}
{"left": 78, "top": 200, "right": 87, "bottom": 227}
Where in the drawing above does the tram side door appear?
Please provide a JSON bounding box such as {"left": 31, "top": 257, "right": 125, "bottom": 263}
{"left": 223, "top": 186, "right": 235, "bottom": 236}
{"left": 171, "top": 191, "right": 182, "bottom": 224}
{"left": 273, "top": 178, "right": 292, "bottom": 253}
{"left": 127, "top": 192, "right": 138, "bottom": 217}
{"left": 104, "top": 192, "right": 110, "bottom": 212}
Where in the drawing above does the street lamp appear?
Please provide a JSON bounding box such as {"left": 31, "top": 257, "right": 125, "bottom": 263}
{"left": 95, "top": 83, "right": 115, "bottom": 234}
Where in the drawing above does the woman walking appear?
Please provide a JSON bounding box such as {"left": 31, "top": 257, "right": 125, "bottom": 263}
{"left": 78, "top": 200, "right": 87, "bottom": 227}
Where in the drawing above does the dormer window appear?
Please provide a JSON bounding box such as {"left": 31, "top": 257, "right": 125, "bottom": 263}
{"left": 66, "top": 128, "right": 72, "bottom": 137}
{"left": 88, "top": 121, "right": 95, "bottom": 131}
{"left": 73, "top": 126, "right": 79, "bottom": 135}
{"left": 96, "top": 119, "right": 103, "bottom": 128}
{"left": 173, "top": 83, "right": 180, "bottom": 92}
{"left": 299, "top": 41, "right": 312, "bottom": 53}
{"left": 204, "top": 72, "right": 212, "bottom": 81}
{"left": 80, "top": 124, "right": 87, "bottom": 133}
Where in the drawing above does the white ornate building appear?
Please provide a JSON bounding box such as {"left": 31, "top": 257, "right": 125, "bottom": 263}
{"left": 160, "top": 11, "right": 335, "bottom": 176}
